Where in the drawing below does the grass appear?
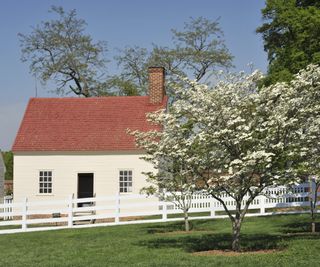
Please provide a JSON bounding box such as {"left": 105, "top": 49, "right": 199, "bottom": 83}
{"left": 0, "top": 214, "right": 319, "bottom": 266}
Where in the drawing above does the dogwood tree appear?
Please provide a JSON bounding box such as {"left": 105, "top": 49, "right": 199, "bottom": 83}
{"left": 176, "top": 72, "right": 304, "bottom": 251}
{"left": 133, "top": 68, "right": 308, "bottom": 251}
{"left": 131, "top": 110, "right": 198, "bottom": 232}
{"left": 287, "top": 65, "right": 320, "bottom": 233}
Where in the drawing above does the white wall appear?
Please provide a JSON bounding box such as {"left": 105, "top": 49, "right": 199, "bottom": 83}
{"left": 13, "top": 152, "right": 154, "bottom": 204}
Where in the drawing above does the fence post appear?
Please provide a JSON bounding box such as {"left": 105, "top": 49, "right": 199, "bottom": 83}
{"left": 115, "top": 193, "right": 120, "bottom": 223}
{"left": 260, "top": 196, "right": 266, "bottom": 215}
{"left": 68, "top": 194, "right": 73, "bottom": 227}
{"left": 162, "top": 201, "right": 167, "bottom": 222}
{"left": 210, "top": 197, "right": 215, "bottom": 218}
{"left": 21, "top": 197, "right": 28, "bottom": 231}
{"left": 3, "top": 197, "right": 7, "bottom": 221}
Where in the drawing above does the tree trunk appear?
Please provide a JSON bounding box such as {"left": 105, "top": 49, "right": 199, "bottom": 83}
{"left": 311, "top": 221, "right": 316, "bottom": 233}
{"left": 310, "top": 180, "right": 318, "bottom": 233}
{"left": 184, "top": 210, "right": 190, "bottom": 232}
{"left": 310, "top": 187, "right": 318, "bottom": 234}
{"left": 210, "top": 193, "right": 251, "bottom": 251}
{"left": 311, "top": 203, "right": 316, "bottom": 233}
{"left": 232, "top": 218, "right": 241, "bottom": 251}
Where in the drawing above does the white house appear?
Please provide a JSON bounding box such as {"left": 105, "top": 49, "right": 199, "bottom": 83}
{"left": 12, "top": 67, "right": 167, "bottom": 208}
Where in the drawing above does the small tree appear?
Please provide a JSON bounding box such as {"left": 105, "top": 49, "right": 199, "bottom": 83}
{"left": 140, "top": 163, "right": 195, "bottom": 232}
{"left": 131, "top": 110, "right": 198, "bottom": 231}
{"left": 19, "top": 6, "right": 109, "bottom": 97}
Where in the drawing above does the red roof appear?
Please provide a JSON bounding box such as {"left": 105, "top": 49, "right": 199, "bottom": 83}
{"left": 12, "top": 96, "right": 167, "bottom": 152}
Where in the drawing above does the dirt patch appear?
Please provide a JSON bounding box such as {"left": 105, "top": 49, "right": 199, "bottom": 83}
{"left": 193, "top": 249, "right": 283, "bottom": 256}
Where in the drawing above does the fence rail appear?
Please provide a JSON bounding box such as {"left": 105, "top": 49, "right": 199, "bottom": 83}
{"left": 0, "top": 183, "right": 317, "bottom": 235}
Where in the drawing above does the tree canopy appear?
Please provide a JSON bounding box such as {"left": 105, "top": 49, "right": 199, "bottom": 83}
{"left": 19, "top": 6, "right": 109, "bottom": 97}
{"left": 256, "top": 0, "right": 320, "bottom": 86}
{"left": 19, "top": 7, "right": 233, "bottom": 97}
{"left": 114, "top": 17, "right": 233, "bottom": 95}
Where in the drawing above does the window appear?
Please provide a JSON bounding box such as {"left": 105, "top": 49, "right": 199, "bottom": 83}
{"left": 39, "top": 171, "right": 52, "bottom": 194}
{"left": 119, "top": 170, "right": 132, "bottom": 193}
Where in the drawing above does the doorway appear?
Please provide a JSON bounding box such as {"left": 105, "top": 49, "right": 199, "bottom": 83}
{"left": 77, "top": 173, "right": 94, "bottom": 207}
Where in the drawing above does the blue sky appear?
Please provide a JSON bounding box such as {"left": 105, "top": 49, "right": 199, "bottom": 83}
{"left": 0, "top": 0, "right": 267, "bottom": 151}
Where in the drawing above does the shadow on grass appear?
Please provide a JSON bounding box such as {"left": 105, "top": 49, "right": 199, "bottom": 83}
{"left": 281, "top": 221, "right": 320, "bottom": 234}
{"left": 138, "top": 232, "right": 288, "bottom": 252}
{"left": 281, "top": 222, "right": 309, "bottom": 233}
{"left": 145, "top": 219, "right": 219, "bottom": 234}
{"left": 140, "top": 217, "right": 320, "bottom": 253}
{"left": 146, "top": 221, "right": 198, "bottom": 234}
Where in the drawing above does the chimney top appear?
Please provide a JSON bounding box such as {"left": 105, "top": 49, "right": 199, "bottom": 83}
{"left": 148, "top": 67, "right": 165, "bottom": 104}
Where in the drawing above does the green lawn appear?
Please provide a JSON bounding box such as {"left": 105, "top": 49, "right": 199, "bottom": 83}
{"left": 0, "top": 214, "right": 319, "bottom": 267}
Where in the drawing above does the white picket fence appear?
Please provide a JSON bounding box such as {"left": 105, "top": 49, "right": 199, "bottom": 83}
{"left": 3, "top": 196, "right": 13, "bottom": 220}
{"left": 0, "top": 183, "right": 316, "bottom": 235}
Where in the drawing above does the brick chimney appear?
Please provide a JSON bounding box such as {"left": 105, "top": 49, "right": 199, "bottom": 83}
{"left": 148, "top": 67, "right": 165, "bottom": 104}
